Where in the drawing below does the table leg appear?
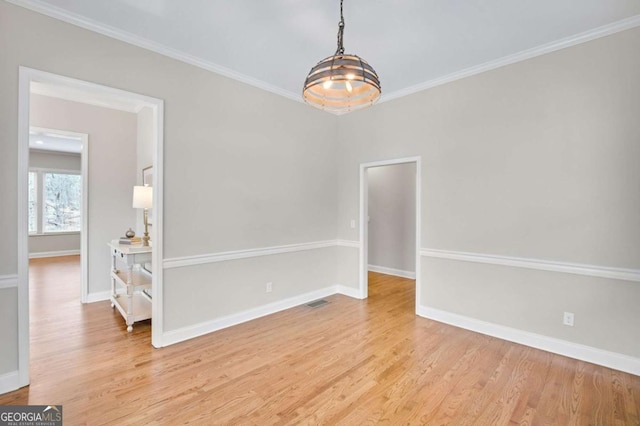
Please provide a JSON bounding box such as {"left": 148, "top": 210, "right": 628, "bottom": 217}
{"left": 126, "top": 264, "right": 133, "bottom": 332}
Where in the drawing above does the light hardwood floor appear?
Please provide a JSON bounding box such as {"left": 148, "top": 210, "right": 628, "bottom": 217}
{"left": 1, "top": 256, "right": 639, "bottom": 424}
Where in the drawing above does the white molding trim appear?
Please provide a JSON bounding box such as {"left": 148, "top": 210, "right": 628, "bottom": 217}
{"left": 163, "top": 240, "right": 337, "bottom": 269}
{"left": 163, "top": 286, "right": 338, "bottom": 346}
{"left": 359, "top": 156, "right": 422, "bottom": 307}
{"left": 6, "top": 0, "right": 300, "bottom": 104}
{"left": 336, "top": 285, "right": 365, "bottom": 299}
{"left": 9, "top": 2, "right": 639, "bottom": 111}
{"left": 0, "top": 371, "right": 21, "bottom": 395}
{"left": 380, "top": 15, "right": 640, "bottom": 104}
{"left": 0, "top": 275, "right": 19, "bottom": 290}
{"left": 29, "top": 249, "right": 81, "bottom": 259}
{"left": 85, "top": 291, "right": 111, "bottom": 304}
{"left": 420, "top": 248, "right": 640, "bottom": 283}
{"left": 368, "top": 264, "right": 416, "bottom": 279}
{"left": 417, "top": 305, "right": 640, "bottom": 376}
{"left": 336, "top": 239, "right": 360, "bottom": 248}
{"left": 18, "top": 66, "right": 165, "bottom": 371}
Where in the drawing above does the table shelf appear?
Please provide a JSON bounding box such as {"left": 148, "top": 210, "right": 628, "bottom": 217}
{"left": 111, "top": 292, "right": 151, "bottom": 324}
{"left": 108, "top": 241, "right": 152, "bottom": 332}
{"left": 111, "top": 269, "right": 152, "bottom": 289}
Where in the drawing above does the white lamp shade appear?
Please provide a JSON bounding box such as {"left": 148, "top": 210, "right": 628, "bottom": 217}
{"left": 132, "top": 185, "right": 153, "bottom": 209}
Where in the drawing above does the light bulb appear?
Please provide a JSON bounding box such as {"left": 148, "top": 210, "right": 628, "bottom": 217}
{"left": 346, "top": 73, "right": 355, "bottom": 80}
{"left": 345, "top": 81, "right": 353, "bottom": 92}
{"left": 323, "top": 80, "right": 333, "bottom": 89}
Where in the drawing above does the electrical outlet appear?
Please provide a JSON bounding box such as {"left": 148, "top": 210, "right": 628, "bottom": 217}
{"left": 563, "top": 312, "right": 574, "bottom": 326}
{"left": 266, "top": 282, "right": 272, "bottom": 293}
{"left": 350, "top": 219, "right": 356, "bottom": 229}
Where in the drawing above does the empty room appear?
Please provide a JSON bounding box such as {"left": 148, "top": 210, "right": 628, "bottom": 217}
{"left": 0, "top": 0, "right": 639, "bottom": 424}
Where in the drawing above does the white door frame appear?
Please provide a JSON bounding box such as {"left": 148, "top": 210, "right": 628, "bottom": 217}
{"left": 358, "top": 156, "right": 422, "bottom": 312}
{"left": 29, "top": 126, "right": 89, "bottom": 302}
{"left": 17, "top": 66, "right": 165, "bottom": 388}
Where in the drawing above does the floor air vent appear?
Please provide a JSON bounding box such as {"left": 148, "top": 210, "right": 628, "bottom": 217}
{"left": 306, "top": 299, "right": 329, "bottom": 308}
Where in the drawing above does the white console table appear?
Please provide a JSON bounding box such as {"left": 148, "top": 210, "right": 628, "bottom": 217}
{"left": 108, "top": 241, "right": 152, "bottom": 332}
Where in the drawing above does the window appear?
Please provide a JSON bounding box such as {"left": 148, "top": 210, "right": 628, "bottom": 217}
{"left": 29, "top": 170, "right": 82, "bottom": 234}
{"left": 28, "top": 172, "right": 37, "bottom": 234}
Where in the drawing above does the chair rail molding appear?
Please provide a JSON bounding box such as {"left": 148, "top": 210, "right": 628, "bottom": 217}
{"left": 420, "top": 248, "right": 640, "bottom": 282}
{"left": 163, "top": 240, "right": 339, "bottom": 269}
{"left": 0, "top": 275, "right": 19, "bottom": 290}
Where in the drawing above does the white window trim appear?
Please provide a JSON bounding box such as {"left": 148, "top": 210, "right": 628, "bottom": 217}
{"left": 28, "top": 167, "right": 82, "bottom": 235}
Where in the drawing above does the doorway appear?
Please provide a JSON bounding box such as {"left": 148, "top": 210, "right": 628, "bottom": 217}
{"left": 28, "top": 127, "right": 89, "bottom": 302}
{"left": 358, "top": 157, "right": 421, "bottom": 312}
{"left": 17, "top": 67, "right": 165, "bottom": 388}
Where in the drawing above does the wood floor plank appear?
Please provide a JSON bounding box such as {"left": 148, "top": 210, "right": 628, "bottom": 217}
{"left": 1, "top": 257, "right": 638, "bottom": 425}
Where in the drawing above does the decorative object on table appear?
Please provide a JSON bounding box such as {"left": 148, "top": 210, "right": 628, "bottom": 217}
{"left": 142, "top": 166, "right": 153, "bottom": 226}
{"left": 125, "top": 228, "right": 136, "bottom": 238}
{"left": 302, "top": 0, "right": 381, "bottom": 113}
{"left": 132, "top": 185, "right": 153, "bottom": 247}
{"left": 119, "top": 236, "right": 142, "bottom": 245}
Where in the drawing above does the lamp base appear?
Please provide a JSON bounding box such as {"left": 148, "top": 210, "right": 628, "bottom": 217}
{"left": 142, "top": 208, "right": 150, "bottom": 247}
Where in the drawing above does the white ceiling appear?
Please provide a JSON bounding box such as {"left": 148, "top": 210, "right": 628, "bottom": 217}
{"left": 11, "top": 0, "right": 640, "bottom": 106}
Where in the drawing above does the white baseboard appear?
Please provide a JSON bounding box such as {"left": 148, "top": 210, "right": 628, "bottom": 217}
{"left": 0, "top": 370, "right": 21, "bottom": 395}
{"left": 336, "top": 284, "right": 365, "bottom": 299}
{"left": 85, "top": 291, "right": 111, "bottom": 303}
{"left": 162, "top": 286, "right": 339, "bottom": 346}
{"left": 417, "top": 305, "right": 640, "bottom": 376}
{"left": 368, "top": 264, "right": 416, "bottom": 279}
{"left": 29, "top": 249, "right": 80, "bottom": 259}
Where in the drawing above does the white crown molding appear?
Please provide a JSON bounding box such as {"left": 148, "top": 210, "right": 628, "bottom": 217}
{"left": 162, "top": 285, "right": 338, "bottom": 346}
{"left": 6, "top": 0, "right": 301, "bottom": 104}
{"left": 29, "top": 249, "right": 80, "bottom": 259}
{"left": 368, "top": 264, "right": 416, "bottom": 279}
{"left": 380, "top": 14, "right": 640, "bottom": 104}
{"left": 0, "top": 275, "right": 18, "bottom": 290}
{"left": 417, "top": 305, "right": 640, "bottom": 376}
{"left": 420, "top": 248, "right": 640, "bottom": 283}
{"left": 0, "top": 371, "right": 21, "bottom": 395}
{"left": 9, "top": 1, "right": 640, "bottom": 110}
{"left": 163, "top": 240, "right": 337, "bottom": 269}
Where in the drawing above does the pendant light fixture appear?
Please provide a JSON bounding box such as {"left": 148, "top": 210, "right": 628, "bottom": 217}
{"left": 303, "top": 0, "right": 381, "bottom": 113}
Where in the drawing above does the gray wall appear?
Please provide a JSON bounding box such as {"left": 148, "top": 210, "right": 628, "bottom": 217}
{"left": 29, "top": 149, "right": 82, "bottom": 255}
{"left": 30, "top": 150, "right": 80, "bottom": 170}
{"left": 1, "top": 0, "right": 637, "bottom": 385}
{"left": 30, "top": 94, "right": 138, "bottom": 297}
{"left": 136, "top": 106, "right": 154, "bottom": 236}
{"left": 336, "top": 28, "right": 640, "bottom": 357}
{"left": 367, "top": 163, "right": 416, "bottom": 275}
{"left": 0, "top": 1, "right": 337, "bottom": 379}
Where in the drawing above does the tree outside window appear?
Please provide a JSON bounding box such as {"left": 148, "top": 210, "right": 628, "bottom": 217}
{"left": 28, "top": 172, "right": 37, "bottom": 234}
{"left": 44, "top": 173, "right": 82, "bottom": 232}
{"left": 29, "top": 170, "right": 81, "bottom": 234}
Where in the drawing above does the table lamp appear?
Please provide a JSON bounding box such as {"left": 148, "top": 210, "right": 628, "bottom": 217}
{"left": 132, "top": 185, "right": 153, "bottom": 246}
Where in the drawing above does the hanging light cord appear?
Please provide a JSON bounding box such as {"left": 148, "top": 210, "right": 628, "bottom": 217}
{"left": 336, "top": 0, "right": 345, "bottom": 55}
